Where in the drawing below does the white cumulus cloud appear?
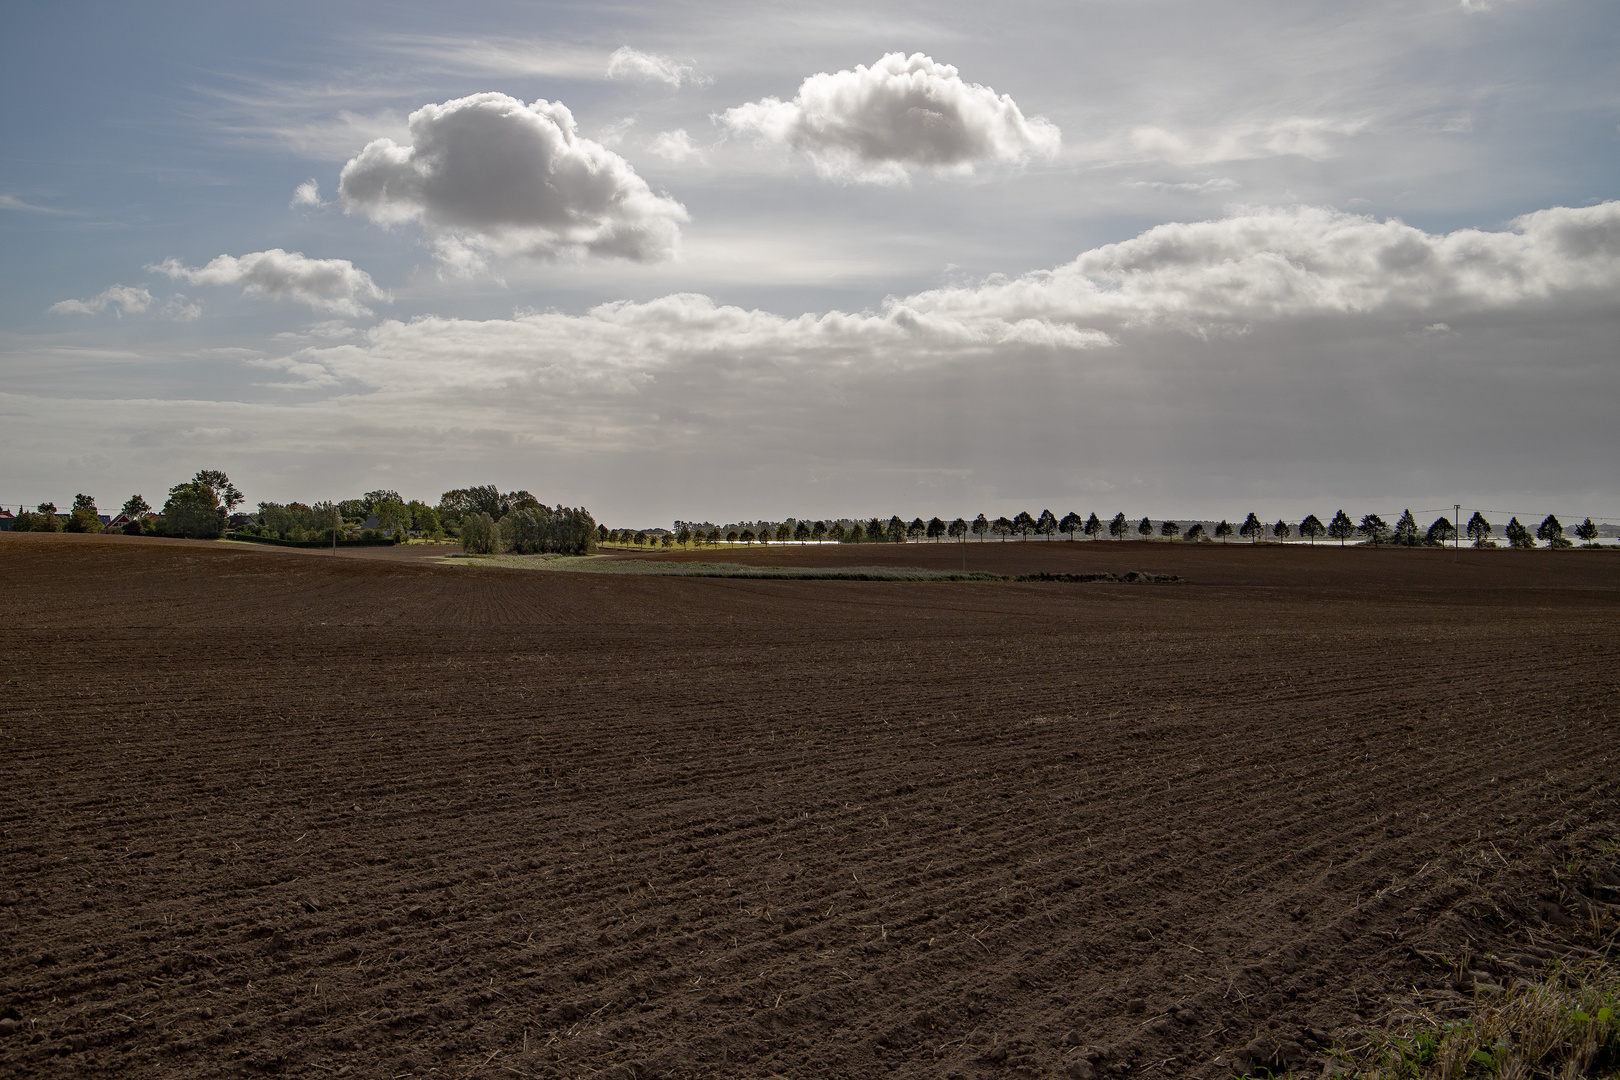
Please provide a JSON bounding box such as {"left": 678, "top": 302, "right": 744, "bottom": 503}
{"left": 899, "top": 201, "right": 1620, "bottom": 333}
{"left": 291, "top": 179, "right": 324, "bottom": 207}
{"left": 605, "top": 46, "right": 710, "bottom": 88}
{"left": 274, "top": 201, "right": 1620, "bottom": 403}
{"left": 338, "top": 92, "right": 689, "bottom": 266}
{"left": 152, "top": 249, "right": 389, "bottom": 317}
{"left": 49, "top": 285, "right": 153, "bottom": 317}
{"left": 720, "top": 52, "right": 1061, "bottom": 183}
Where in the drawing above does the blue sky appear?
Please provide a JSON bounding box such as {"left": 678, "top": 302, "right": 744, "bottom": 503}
{"left": 3, "top": 0, "right": 1617, "bottom": 527}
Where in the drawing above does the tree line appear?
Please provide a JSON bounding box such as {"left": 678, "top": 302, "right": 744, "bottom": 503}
{"left": 605, "top": 509, "right": 1605, "bottom": 550}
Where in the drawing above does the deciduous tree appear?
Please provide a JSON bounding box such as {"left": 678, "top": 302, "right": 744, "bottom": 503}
{"left": 1425, "top": 517, "right": 1456, "bottom": 546}
{"left": 1110, "top": 512, "right": 1129, "bottom": 540}
{"left": 1466, "top": 512, "right": 1492, "bottom": 546}
{"left": 1059, "top": 511, "right": 1082, "bottom": 539}
{"left": 1214, "top": 519, "right": 1233, "bottom": 542}
{"left": 925, "top": 516, "right": 945, "bottom": 541}
{"left": 1298, "top": 514, "right": 1325, "bottom": 545}
{"left": 1272, "top": 519, "right": 1291, "bottom": 541}
{"left": 1184, "top": 522, "right": 1205, "bottom": 541}
{"left": 1357, "top": 513, "right": 1389, "bottom": 545}
{"left": 971, "top": 513, "right": 989, "bottom": 540}
{"left": 1505, "top": 517, "right": 1534, "bottom": 548}
{"left": 1239, "top": 512, "right": 1263, "bottom": 543}
{"left": 161, "top": 483, "right": 225, "bottom": 539}
{"left": 1084, "top": 512, "right": 1103, "bottom": 540}
{"left": 1536, "top": 514, "right": 1570, "bottom": 548}
{"left": 1391, "top": 509, "right": 1420, "bottom": 546}
{"left": 993, "top": 515, "right": 1014, "bottom": 540}
{"left": 948, "top": 517, "right": 967, "bottom": 540}
{"left": 194, "top": 470, "right": 244, "bottom": 516}
{"left": 1575, "top": 518, "right": 1599, "bottom": 546}
{"left": 1160, "top": 520, "right": 1180, "bottom": 538}
{"left": 812, "top": 521, "right": 828, "bottom": 542}
{"left": 1038, "top": 509, "right": 1058, "bottom": 539}
{"left": 1328, "top": 510, "right": 1355, "bottom": 545}
{"left": 1137, "top": 516, "right": 1153, "bottom": 538}
{"left": 1013, "top": 511, "right": 1036, "bottom": 539}
{"left": 67, "top": 494, "right": 103, "bottom": 533}
{"left": 460, "top": 512, "right": 500, "bottom": 554}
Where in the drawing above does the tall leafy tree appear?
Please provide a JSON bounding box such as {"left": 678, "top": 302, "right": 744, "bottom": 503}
{"left": 1084, "top": 512, "right": 1103, "bottom": 540}
{"left": 887, "top": 515, "right": 907, "bottom": 542}
{"left": 1357, "top": 513, "right": 1389, "bottom": 545}
{"left": 66, "top": 494, "right": 104, "bottom": 533}
{"left": 1466, "top": 512, "right": 1492, "bottom": 546}
{"left": 846, "top": 522, "right": 863, "bottom": 542}
{"left": 376, "top": 499, "right": 412, "bottom": 538}
{"left": 1328, "top": 509, "right": 1356, "bottom": 545}
{"left": 1239, "top": 512, "right": 1264, "bottom": 543}
{"left": 948, "top": 517, "right": 968, "bottom": 540}
{"left": 1298, "top": 514, "right": 1325, "bottom": 544}
{"left": 812, "top": 521, "right": 828, "bottom": 542}
{"left": 868, "top": 517, "right": 885, "bottom": 543}
{"left": 1213, "top": 520, "right": 1233, "bottom": 541}
{"left": 120, "top": 494, "right": 151, "bottom": 522}
{"left": 1272, "top": 519, "right": 1291, "bottom": 541}
{"left": 162, "top": 482, "right": 226, "bottom": 539}
{"left": 1137, "top": 516, "right": 1153, "bottom": 538}
{"left": 1425, "top": 517, "right": 1456, "bottom": 546}
{"left": 971, "top": 513, "right": 989, "bottom": 540}
{"left": 926, "top": 516, "right": 946, "bottom": 541}
{"left": 1184, "top": 522, "right": 1205, "bottom": 541}
{"left": 194, "top": 470, "right": 244, "bottom": 516}
{"left": 993, "top": 515, "right": 1014, "bottom": 540}
{"left": 1013, "top": 510, "right": 1036, "bottom": 538}
{"left": 459, "top": 512, "right": 500, "bottom": 554}
{"left": 1109, "top": 512, "right": 1128, "bottom": 539}
{"left": 1059, "top": 511, "right": 1082, "bottom": 539}
{"left": 793, "top": 521, "right": 811, "bottom": 542}
{"left": 1037, "top": 509, "right": 1058, "bottom": 539}
{"left": 1575, "top": 518, "right": 1599, "bottom": 546}
{"left": 776, "top": 522, "right": 793, "bottom": 542}
{"left": 1504, "top": 517, "right": 1535, "bottom": 548}
{"left": 680, "top": 526, "right": 696, "bottom": 547}
{"left": 1536, "top": 514, "right": 1570, "bottom": 548}
{"left": 908, "top": 517, "right": 927, "bottom": 541}
{"left": 1160, "top": 520, "right": 1180, "bottom": 538}
{"left": 1391, "top": 509, "right": 1420, "bottom": 546}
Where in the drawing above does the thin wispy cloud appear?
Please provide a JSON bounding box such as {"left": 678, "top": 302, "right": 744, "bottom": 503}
{"left": 1, "top": 194, "right": 74, "bottom": 215}
{"left": 606, "top": 46, "right": 711, "bottom": 88}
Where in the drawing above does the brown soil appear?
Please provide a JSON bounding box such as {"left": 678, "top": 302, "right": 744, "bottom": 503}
{"left": 1, "top": 532, "right": 1616, "bottom": 1079}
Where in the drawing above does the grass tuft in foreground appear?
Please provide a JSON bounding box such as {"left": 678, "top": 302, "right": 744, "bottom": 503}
{"left": 1308, "top": 953, "right": 1620, "bottom": 1079}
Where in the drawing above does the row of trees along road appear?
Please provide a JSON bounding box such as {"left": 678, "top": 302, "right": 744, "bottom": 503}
{"left": 8, "top": 470, "right": 244, "bottom": 539}
{"left": 605, "top": 509, "right": 1604, "bottom": 549}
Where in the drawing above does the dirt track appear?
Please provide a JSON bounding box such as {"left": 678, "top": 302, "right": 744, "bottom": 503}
{"left": 2, "top": 533, "right": 1617, "bottom": 1079}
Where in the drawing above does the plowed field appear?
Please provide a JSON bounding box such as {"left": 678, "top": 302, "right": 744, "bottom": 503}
{"left": 2, "top": 533, "right": 1617, "bottom": 1079}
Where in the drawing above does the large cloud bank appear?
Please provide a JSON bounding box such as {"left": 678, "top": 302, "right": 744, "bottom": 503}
{"left": 154, "top": 249, "right": 389, "bottom": 317}
{"left": 721, "top": 53, "right": 1061, "bottom": 182}
{"left": 339, "top": 93, "right": 688, "bottom": 267}
{"left": 269, "top": 201, "right": 1620, "bottom": 401}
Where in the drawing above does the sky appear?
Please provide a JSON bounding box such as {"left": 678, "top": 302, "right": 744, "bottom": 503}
{"left": 3, "top": 0, "right": 1617, "bottom": 529}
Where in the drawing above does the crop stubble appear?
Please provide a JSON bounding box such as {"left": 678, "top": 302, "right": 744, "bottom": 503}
{"left": 0, "top": 534, "right": 1616, "bottom": 1078}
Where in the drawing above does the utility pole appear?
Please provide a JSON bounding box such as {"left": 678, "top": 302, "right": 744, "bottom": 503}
{"left": 1454, "top": 503, "right": 1461, "bottom": 560}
